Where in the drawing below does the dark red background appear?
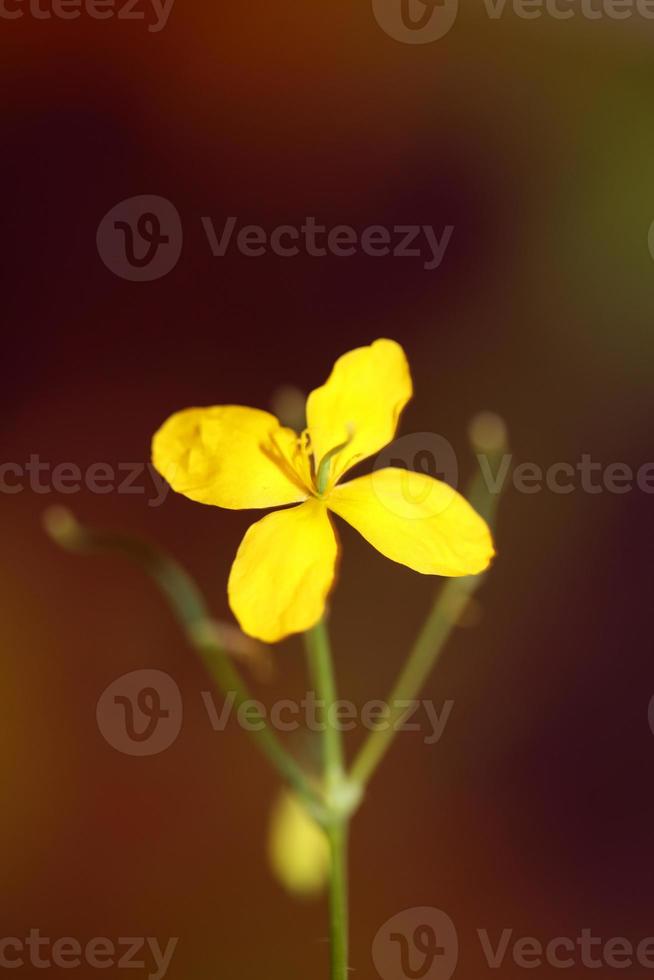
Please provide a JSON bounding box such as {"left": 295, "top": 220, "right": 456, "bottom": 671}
{"left": 2, "top": 2, "right": 654, "bottom": 977}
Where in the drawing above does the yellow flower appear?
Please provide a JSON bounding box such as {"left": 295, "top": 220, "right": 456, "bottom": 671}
{"left": 152, "top": 339, "right": 494, "bottom": 643}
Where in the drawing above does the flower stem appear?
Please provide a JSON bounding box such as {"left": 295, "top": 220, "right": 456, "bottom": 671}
{"left": 350, "top": 573, "right": 481, "bottom": 789}
{"left": 305, "top": 618, "right": 345, "bottom": 784}
{"left": 305, "top": 618, "right": 349, "bottom": 980}
{"left": 43, "top": 506, "right": 322, "bottom": 813}
{"left": 350, "top": 436, "right": 508, "bottom": 791}
{"left": 326, "top": 819, "right": 349, "bottom": 980}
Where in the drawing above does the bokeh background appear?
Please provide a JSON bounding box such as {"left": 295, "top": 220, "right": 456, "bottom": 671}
{"left": 3, "top": 2, "right": 654, "bottom": 977}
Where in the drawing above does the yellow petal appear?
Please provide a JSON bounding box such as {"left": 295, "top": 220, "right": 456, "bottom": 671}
{"left": 228, "top": 500, "right": 338, "bottom": 642}
{"left": 306, "top": 339, "right": 413, "bottom": 483}
{"left": 328, "top": 468, "right": 494, "bottom": 576}
{"left": 268, "top": 791, "right": 330, "bottom": 898}
{"left": 152, "top": 405, "right": 309, "bottom": 509}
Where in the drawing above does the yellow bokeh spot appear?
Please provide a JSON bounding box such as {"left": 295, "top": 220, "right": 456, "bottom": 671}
{"left": 268, "top": 792, "right": 330, "bottom": 898}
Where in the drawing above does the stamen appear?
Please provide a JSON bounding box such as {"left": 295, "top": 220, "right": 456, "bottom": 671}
{"left": 300, "top": 429, "right": 316, "bottom": 485}
{"left": 316, "top": 426, "right": 355, "bottom": 496}
{"left": 267, "top": 430, "right": 310, "bottom": 493}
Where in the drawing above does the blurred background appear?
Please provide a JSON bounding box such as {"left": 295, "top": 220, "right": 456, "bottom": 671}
{"left": 2, "top": 1, "right": 654, "bottom": 977}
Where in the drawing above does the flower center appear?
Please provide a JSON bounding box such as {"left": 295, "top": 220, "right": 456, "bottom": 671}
{"left": 314, "top": 428, "right": 355, "bottom": 497}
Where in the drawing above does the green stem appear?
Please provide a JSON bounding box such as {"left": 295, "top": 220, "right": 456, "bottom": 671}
{"left": 44, "top": 506, "right": 321, "bottom": 812}
{"left": 350, "top": 574, "right": 480, "bottom": 789}
{"left": 206, "top": 651, "right": 319, "bottom": 810}
{"left": 304, "top": 619, "right": 349, "bottom": 980}
{"left": 305, "top": 618, "right": 345, "bottom": 785}
{"left": 327, "top": 820, "right": 349, "bottom": 980}
{"left": 350, "top": 441, "right": 508, "bottom": 790}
